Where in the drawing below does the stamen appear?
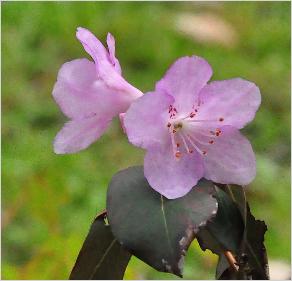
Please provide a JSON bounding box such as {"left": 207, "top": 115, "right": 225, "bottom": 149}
{"left": 179, "top": 132, "right": 192, "bottom": 154}
{"left": 186, "top": 119, "right": 221, "bottom": 123}
{"left": 195, "top": 130, "right": 217, "bottom": 138}
{"left": 209, "top": 140, "right": 214, "bottom": 144}
{"left": 167, "top": 122, "right": 171, "bottom": 128}
{"left": 183, "top": 133, "right": 205, "bottom": 156}
{"left": 188, "top": 133, "right": 211, "bottom": 146}
{"left": 219, "top": 117, "right": 224, "bottom": 122}
{"left": 170, "top": 126, "right": 180, "bottom": 159}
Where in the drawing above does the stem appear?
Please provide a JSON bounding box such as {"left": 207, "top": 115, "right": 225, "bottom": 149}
{"left": 224, "top": 251, "right": 239, "bottom": 272}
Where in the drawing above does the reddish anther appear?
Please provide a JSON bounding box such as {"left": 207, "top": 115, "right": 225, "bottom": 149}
{"left": 175, "top": 151, "right": 181, "bottom": 158}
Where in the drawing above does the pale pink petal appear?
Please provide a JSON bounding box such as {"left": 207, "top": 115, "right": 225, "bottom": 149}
{"left": 203, "top": 126, "right": 256, "bottom": 185}
{"left": 124, "top": 91, "right": 174, "bottom": 149}
{"left": 76, "top": 27, "right": 142, "bottom": 100}
{"left": 156, "top": 56, "right": 213, "bottom": 113}
{"left": 52, "top": 58, "right": 133, "bottom": 120}
{"left": 54, "top": 116, "right": 111, "bottom": 154}
{"left": 198, "top": 78, "right": 261, "bottom": 129}
{"left": 76, "top": 27, "right": 108, "bottom": 65}
{"left": 52, "top": 59, "right": 99, "bottom": 119}
{"left": 144, "top": 143, "right": 204, "bottom": 199}
{"left": 106, "top": 33, "right": 122, "bottom": 74}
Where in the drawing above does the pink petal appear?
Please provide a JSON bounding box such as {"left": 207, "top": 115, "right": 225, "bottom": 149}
{"left": 52, "top": 59, "right": 99, "bottom": 119}
{"left": 155, "top": 56, "right": 213, "bottom": 114}
{"left": 124, "top": 91, "right": 174, "bottom": 149}
{"left": 76, "top": 27, "right": 142, "bottom": 100}
{"left": 203, "top": 126, "right": 256, "bottom": 185}
{"left": 54, "top": 116, "right": 111, "bottom": 154}
{"left": 198, "top": 78, "right": 261, "bottom": 129}
{"left": 76, "top": 27, "right": 109, "bottom": 65}
{"left": 53, "top": 58, "right": 141, "bottom": 121}
{"left": 106, "top": 33, "right": 122, "bottom": 74}
{"left": 144, "top": 143, "right": 204, "bottom": 199}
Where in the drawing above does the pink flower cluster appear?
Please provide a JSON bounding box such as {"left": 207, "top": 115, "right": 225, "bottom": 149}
{"left": 53, "top": 28, "right": 261, "bottom": 199}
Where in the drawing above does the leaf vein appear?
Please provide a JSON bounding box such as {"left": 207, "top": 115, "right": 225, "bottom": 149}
{"left": 160, "top": 195, "right": 174, "bottom": 262}
{"left": 89, "top": 238, "right": 117, "bottom": 279}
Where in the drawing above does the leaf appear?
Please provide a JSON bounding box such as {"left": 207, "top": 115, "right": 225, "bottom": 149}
{"left": 69, "top": 212, "right": 131, "bottom": 280}
{"left": 106, "top": 166, "right": 218, "bottom": 277}
{"left": 216, "top": 254, "right": 238, "bottom": 280}
{"left": 196, "top": 185, "right": 244, "bottom": 255}
{"left": 241, "top": 205, "right": 269, "bottom": 279}
{"left": 215, "top": 185, "right": 269, "bottom": 280}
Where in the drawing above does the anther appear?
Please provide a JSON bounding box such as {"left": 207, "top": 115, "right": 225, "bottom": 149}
{"left": 167, "top": 123, "right": 171, "bottom": 128}
{"left": 189, "top": 149, "right": 194, "bottom": 153}
{"left": 172, "top": 129, "right": 177, "bottom": 134}
{"left": 176, "top": 143, "right": 180, "bottom": 147}
{"left": 203, "top": 150, "right": 207, "bottom": 155}
{"left": 219, "top": 117, "right": 224, "bottom": 122}
{"left": 190, "top": 113, "right": 196, "bottom": 118}
{"left": 209, "top": 140, "right": 214, "bottom": 144}
{"left": 215, "top": 129, "right": 222, "bottom": 136}
{"left": 175, "top": 151, "right": 181, "bottom": 158}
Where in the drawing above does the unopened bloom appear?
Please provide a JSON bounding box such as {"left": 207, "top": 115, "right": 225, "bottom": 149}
{"left": 53, "top": 27, "right": 143, "bottom": 154}
{"left": 124, "top": 56, "right": 261, "bottom": 199}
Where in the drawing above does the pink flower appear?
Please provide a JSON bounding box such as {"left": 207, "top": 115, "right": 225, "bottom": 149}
{"left": 53, "top": 27, "right": 143, "bottom": 154}
{"left": 124, "top": 56, "right": 261, "bottom": 199}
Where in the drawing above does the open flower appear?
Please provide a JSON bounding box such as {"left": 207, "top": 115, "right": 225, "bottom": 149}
{"left": 53, "top": 27, "right": 143, "bottom": 154}
{"left": 124, "top": 56, "right": 261, "bottom": 199}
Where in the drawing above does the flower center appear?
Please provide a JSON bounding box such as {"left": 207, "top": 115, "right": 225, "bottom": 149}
{"left": 166, "top": 105, "right": 225, "bottom": 160}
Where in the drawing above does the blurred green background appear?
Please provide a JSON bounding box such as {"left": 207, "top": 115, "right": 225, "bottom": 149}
{"left": 2, "top": 2, "right": 290, "bottom": 280}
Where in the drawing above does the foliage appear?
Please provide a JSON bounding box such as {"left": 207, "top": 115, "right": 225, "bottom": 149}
{"left": 72, "top": 168, "right": 268, "bottom": 279}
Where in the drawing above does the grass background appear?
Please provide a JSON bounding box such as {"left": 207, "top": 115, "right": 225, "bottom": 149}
{"left": 2, "top": 2, "right": 290, "bottom": 279}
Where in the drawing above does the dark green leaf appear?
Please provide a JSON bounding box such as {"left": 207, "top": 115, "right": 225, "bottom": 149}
{"left": 216, "top": 254, "right": 238, "bottom": 280}
{"left": 69, "top": 212, "right": 131, "bottom": 280}
{"left": 215, "top": 185, "right": 269, "bottom": 280}
{"left": 217, "top": 184, "right": 247, "bottom": 224}
{"left": 106, "top": 166, "right": 218, "bottom": 277}
{"left": 241, "top": 205, "right": 269, "bottom": 279}
{"left": 196, "top": 185, "right": 244, "bottom": 255}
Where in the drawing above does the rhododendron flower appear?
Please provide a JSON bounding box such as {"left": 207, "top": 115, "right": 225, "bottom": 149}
{"left": 124, "top": 56, "right": 261, "bottom": 199}
{"left": 53, "top": 27, "right": 143, "bottom": 154}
